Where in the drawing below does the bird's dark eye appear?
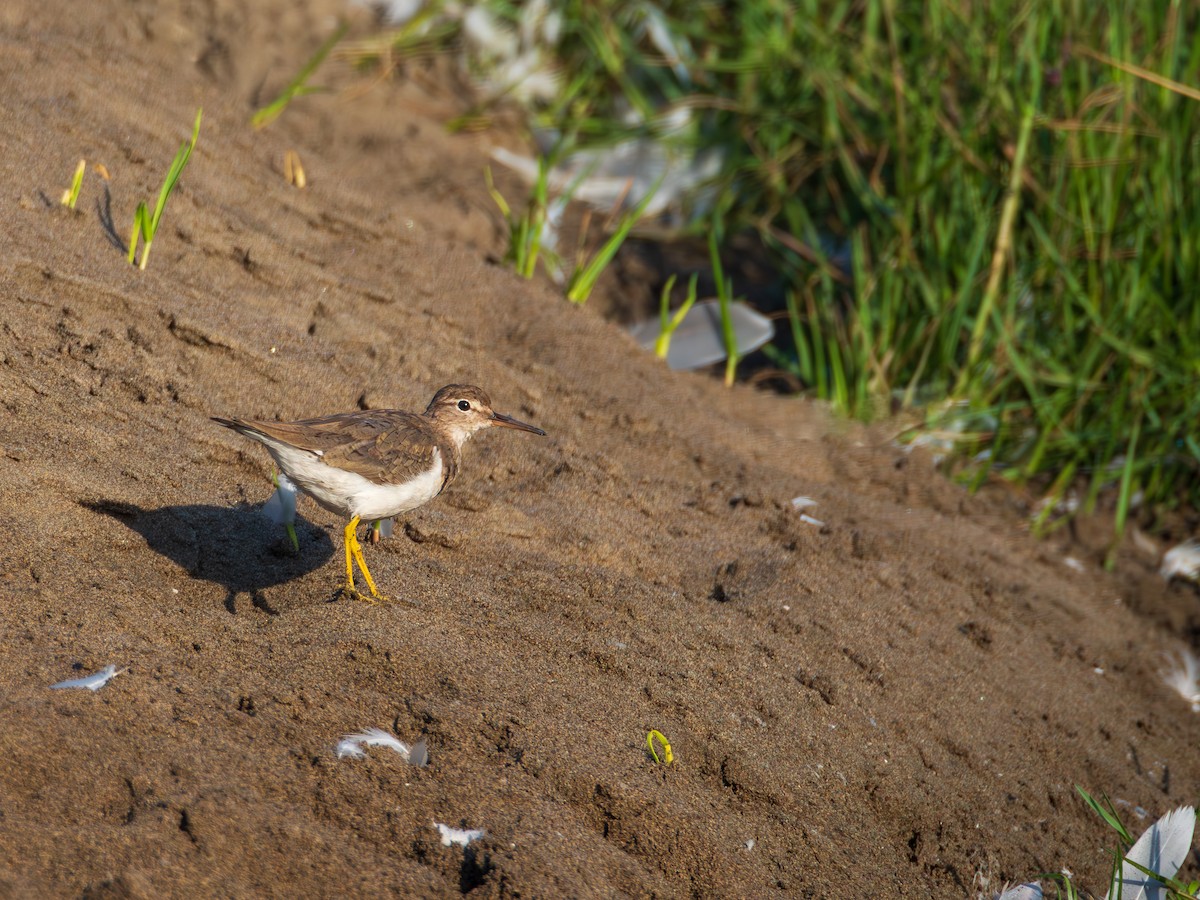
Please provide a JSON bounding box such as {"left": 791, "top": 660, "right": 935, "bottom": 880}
{"left": 457, "top": 400, "right": 471, "bottom": 411}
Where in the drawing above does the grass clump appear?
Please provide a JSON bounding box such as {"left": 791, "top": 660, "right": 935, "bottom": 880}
{"left": 128, "top": 108, "right": 201, "bottom": 271}
{"left": 406, "top": 0, "right": 1200, "bottom": 542}
{"left": 486, "top": 159, "right": 555, "bottom": 280}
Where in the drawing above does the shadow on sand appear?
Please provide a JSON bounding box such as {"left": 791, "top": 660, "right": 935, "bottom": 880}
{"left": 83, "top": 499, "right": 336, "bottom": 615}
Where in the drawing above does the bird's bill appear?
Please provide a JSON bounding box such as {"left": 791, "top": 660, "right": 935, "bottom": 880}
{"left": 490, "top": 411, "right": 546, "bottom": 436}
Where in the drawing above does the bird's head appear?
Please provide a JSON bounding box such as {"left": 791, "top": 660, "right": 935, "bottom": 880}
{"left": 426, "top": 384, "right": 546, "bottom": 445}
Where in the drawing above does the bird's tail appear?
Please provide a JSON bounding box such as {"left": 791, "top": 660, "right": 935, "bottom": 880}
{"left": 211, "top": 416, "right": 267, "bottom": 440}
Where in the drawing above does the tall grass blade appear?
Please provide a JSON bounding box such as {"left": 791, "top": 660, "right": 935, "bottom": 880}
{"left": 958, "top": 102, "right": 1036, "bottom": 391}
{"left": 1076, "top": 785, "right": 1134, "bottom": 845}
{"left": 567, "top": 179, "right": 661, "bottom": 304}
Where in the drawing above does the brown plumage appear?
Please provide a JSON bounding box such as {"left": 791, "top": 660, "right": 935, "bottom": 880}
{"left": 222, "top": 409, "right": 457, "bottom": 492}
{"left": 212, "top": 384, "right": 545, "bottom": 602}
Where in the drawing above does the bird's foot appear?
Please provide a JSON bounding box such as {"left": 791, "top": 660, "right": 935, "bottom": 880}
{"left": 340, "top": 584, "right": 422, "bottom": 608}
{"left": 339, "top": 582, "right": 387, "bottom": 605}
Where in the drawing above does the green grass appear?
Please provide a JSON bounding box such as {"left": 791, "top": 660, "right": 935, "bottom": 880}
{"left": 252, "top": 23, "right": 348, "bottom": 128}
{"left": 707, "top": 224, "right": 742, "bottom": 386}
{"left": 565, "top": 183, "right": 660, "bottom": 304}
{"left": 429, "top": 0, "right": 1200, "bottom": 544}
{"left": 486, "top": 159, "right": 554, "bottom": 280}
{"left": 60, "top": 159, "right": 85, "bottom": 210}
{"left": 485, "top": 147, "right": 658, "bottom": 302}
{"left": 128, "top": 108, "right": 201, "bottom": 271}
{"left": 1049, "top": 786, "right": 1200, "bottom": 899}
{"left": 654, "top": 272, "right": 699, "bottom": 360}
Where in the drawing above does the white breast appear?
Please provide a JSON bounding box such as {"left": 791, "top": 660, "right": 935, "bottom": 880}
{"left": 259, "top": 439, "right": 445, "bottom": 521}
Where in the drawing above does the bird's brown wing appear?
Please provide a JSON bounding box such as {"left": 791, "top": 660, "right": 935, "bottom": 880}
{"left": 243, "top": 410, "right": 443, "bottom": 486}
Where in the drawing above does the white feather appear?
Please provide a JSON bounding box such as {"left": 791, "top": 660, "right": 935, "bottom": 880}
{"left": 462, "top": 5, "right": 518, "bottom": 61}
{"left": 490, "top": 138, "right": 724, "bottom": 221}
{"left": 336, "top": 728, "right": 428, "bottom": 766}
{"left": 1160, "top": 540, "right": 1200, "bottom": 582}
{"left": 996, "top": 883, "right": 1043, "bottom": 900}
{"left": 435, "top": 823, "right": 485, "bottom": 847}
{"left": 50, "top": 665, "right": 121, "bottom": 691}
{"left": 374, "top": 0, "right": 425, "bottom": 26}
{"left": 517, "top": 0, "right": 549, "bottom": 47}
{"left": 1160, "top": 650, "right": 1200, "bottom": 712}
{"left": 335, "top": 739, "right": 367, "bottom": 759}
{"left": 639, "top": 3, "right": 692, "bottom": 83}
{"left": 1105, "top": 806, "right": 1196, "bottom": 900}
{"left": 262, "top": 472, "right": 298, "bottom": 526}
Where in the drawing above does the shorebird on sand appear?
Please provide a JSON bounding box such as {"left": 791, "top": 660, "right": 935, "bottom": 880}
{"left": 213, "top": 384, "right": 545, "bottom": 603}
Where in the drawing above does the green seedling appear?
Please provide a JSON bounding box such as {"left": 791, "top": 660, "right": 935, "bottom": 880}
{"left": 252, "top": 22, "right": 348, "bottom": 128}
{"left": 565, "top": 180, "right": 660, "bottom": 305}
{"left": 646, "top": 730, "right": 674, "bottom": 765}
{"left": 127, "top": 108, "right": 202, "bottom": 271}
{"left": 708, "top": 227, "right": 740, "bottom": 387}
{"left": 654, "top": 273, "right": 699, "bottom": 359}
{"left": 60, "top": 159, "right": 85, "bottom": 209}
{"left": 486, "top": 161, "right": 555, "bottom": 280}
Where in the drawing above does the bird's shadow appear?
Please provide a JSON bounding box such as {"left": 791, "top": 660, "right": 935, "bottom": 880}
{"left": 83, "top": 500, "right": 335, "bottom": 615}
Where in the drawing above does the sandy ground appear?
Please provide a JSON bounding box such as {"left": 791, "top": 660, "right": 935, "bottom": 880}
{"left": 1, "top": 2, "right": 1198, "bottom": 897}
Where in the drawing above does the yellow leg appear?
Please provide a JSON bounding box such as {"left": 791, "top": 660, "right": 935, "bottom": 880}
{"left": 350, "top": 531, "right": 382, "bottom": 599}
{"left": 342, "top": 516, "right": 385, "bottom": 602}
{"left": 343, "top": 517, "right": 358, "bottom": 596}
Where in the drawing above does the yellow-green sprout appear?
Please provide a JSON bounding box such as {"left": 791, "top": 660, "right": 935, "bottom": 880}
{"left": 61, "top": 159, "right": 86, "bottom": 209}
{"left": 646, "top": 730, "right": 674, "bottom": 765}
{"left": 128, "top": 108, "right": 202, "bottom": 270}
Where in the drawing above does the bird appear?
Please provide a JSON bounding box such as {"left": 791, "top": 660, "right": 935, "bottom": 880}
{"left": 213, "top": 384, "right": 545, "bottom": 603}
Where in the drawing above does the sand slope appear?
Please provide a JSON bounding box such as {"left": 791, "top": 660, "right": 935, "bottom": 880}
{"left": 0, "top": 2, "right": 1196, "bottom": 896}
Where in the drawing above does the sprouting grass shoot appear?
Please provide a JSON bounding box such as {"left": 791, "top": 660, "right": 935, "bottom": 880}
{"left": 654, "top": 273, "right": 699, "bottom": 360}
{"left": 127, "top": 108, "right": 201, "bottom": 271}
{"left": 646, "top": 730, "right": 674, "bottom": 765}
{"left": 565, "top": 181, "right": 660, "bottom": 305}
{"left": 707, "top": 227, "right": 741, "bottom": 388}
{"left": 60, "top": 159, "right": 85, "bottom": 209}
{"left": 252, "top": 22, "right": 348, "bottom": 129}
{"left": 486, "top": 160, "right": 554, "bottom": 280}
